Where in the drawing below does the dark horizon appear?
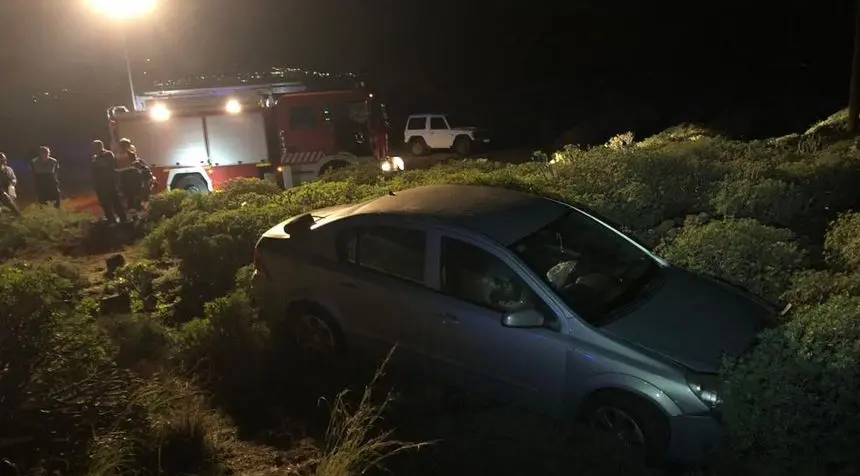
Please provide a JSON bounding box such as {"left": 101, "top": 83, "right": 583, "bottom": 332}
{"left": 0, "top": 0, "right": 855, "bottom": 158}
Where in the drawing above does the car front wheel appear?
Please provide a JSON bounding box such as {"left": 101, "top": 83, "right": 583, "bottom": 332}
{"left": 582, "top": 391, "right": 671, "bottom": 465}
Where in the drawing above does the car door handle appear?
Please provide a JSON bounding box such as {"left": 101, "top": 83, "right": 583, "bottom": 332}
{"left": 438, "top": 313, "right": 460, "bottom": 325}
{"left": 339, "top": 281, "right": 358, "bottom": 289}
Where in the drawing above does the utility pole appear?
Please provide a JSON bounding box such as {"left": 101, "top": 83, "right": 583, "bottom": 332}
{"left": 848, "top": 0, "right": 860, "bottom": 133}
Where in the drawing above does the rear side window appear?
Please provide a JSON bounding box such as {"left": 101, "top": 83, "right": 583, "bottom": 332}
{"left": 337, "top": 226, "right": 426, "bottom": 283}
{"left": 406, "top": 117, "right": 426, "bottom": 130}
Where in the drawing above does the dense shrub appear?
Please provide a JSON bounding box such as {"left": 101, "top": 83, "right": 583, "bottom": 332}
{"left": 720, "top": 296, "right": 860, "bottom": 474}
{"left": 824, "top": 212, "right": 860, "bottom": 270}
{"left": 782, "top": 269, "right": 860, "bottom": 305}
{"left": 146, "top": 188, "right": 188, "bottom": 224}
{"left": 0, "top": 262, "right": 142, "bottom": 474}
{"left": 710, "top": 177, "right": 808, "bottom": 228}
{"left": 657, "top": 218, "right": 805, "bottom": 302}
{"left": 0, "top": 205, "right": 90, "bottom": 258}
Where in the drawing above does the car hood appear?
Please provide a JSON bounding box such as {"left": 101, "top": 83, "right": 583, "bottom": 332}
{"left": 601, "top": 266, "right": 772, "bottom": 373}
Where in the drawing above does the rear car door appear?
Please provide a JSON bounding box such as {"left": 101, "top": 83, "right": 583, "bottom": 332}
{"left": 330, "top": 221, "right": 437, "bottom": 368}
{"left": 422, "top": 233, "right": 572, "bottom": 414}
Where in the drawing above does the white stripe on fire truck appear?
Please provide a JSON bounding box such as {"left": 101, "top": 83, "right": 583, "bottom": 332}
{"left": 282, "top": 150, "right": 325, "bottom": 165}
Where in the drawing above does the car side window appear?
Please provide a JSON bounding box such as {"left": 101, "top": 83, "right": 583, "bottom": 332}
{"left": 337, "top": 226, "right": 426, "bottom": 283}
{"left": 430, "top": 117, "right": 448, "bottom": 130}
{"left": 441, "top": 238, "right": 557, "bottom": 328}
{"left": 406, "top": 117, "right": 426, "bottom": 130}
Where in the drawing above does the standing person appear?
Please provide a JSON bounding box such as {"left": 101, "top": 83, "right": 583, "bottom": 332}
{"left": 118, "top": 138, "right": 154, "bottom": 213}
{"left": 30, "top": 146, "right": 60, "bottom": 208}
{"left": 0, "top": 152, "right": 21, "bottom": 217}
{"left": 91, "top": 140, "right": 126, "bottom": 223}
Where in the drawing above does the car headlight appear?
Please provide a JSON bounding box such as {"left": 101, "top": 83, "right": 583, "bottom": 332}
{"left": 380, "top": 157, "right": 405, "bottom": 172}
{"left": 687, "top": 374, "right": 722, "bottom": 408}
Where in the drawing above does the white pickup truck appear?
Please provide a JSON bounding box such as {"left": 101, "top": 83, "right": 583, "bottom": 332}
{"left": 403, "top": 114, "right": 490, "bottom": 156}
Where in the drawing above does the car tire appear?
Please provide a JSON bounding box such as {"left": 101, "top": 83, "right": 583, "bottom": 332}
{"left": 453, "top": 136, "right": 472, "bottom": 156}
{"left": 410, "top": 138, "right": 428, "bottom": 156}
{"left": 173, "top": 175, "right": 209, "bottom": 193}
{"left": 283, "top": 303, "right": 346, "bottom": 363}
{"left": 581, "top": 391, "right": 671, "bottom": 466}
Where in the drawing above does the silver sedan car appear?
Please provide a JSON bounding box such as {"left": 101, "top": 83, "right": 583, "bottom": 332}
{"left": 251, "top": 184, "right": 774, "bottom": 466}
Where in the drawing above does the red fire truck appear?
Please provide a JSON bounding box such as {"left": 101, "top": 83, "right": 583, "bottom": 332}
{"left": 107, "top": 81, "right": 399, "bottom": 193}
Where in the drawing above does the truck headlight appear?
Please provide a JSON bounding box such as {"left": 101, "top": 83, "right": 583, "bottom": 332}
{"left": 687, "top": 374, "right": 722, "bottom": 408}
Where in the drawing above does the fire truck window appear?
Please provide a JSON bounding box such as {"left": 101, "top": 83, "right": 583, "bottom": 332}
{"left": 348, "top": 102, "right": 369, "bottom": 124}
{"left": 289, "top": 106, "right": 317, "bottom": 130}
{"left": 406, "top": 117, "right": 426, "bottom": 130}
{"left": 430, "top": 117, "right": 448, "bottom": 130}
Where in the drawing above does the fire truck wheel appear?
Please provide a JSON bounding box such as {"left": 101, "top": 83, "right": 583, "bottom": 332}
{"left": 173, "top": 175, "right": 209, "bottom": 193}
{"left": 410, "top": 138, "right": 428, "bottom": 156}
{"left": 454, "top": 136, "right": 473, "bottom": 156}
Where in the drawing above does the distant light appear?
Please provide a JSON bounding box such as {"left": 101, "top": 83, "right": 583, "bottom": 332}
{"left": 88, "top": 0, "right": 156, "bottom": 19}
{"left": 150, "top": 103, "right": 171, "bottom": 122}
{"left": 225, "top": 98, "right": 242, "bottom": 114}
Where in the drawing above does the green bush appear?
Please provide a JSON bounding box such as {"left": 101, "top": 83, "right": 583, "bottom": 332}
{"left": 657, "top": 218, "right": 806, "bottom": 302}
{"left": 710, "top": 177, "right": 808, "bottom": 228}
{"left": 146, "top": 189, "right": 188, "bottom": 224}
{"left": 0, "top": 262, "right": 143, "bottom": 474}
{"left": 782, "top": 269, "right": 860, "bottom": 306}
{"left": 824, "top": 212, "right": 860, "bottom": 270}
{"left": 720, "top": 296, "right": 860, "bottom": 474}
{"left": 0, "top": 205, "right": 90, "bottom": 258}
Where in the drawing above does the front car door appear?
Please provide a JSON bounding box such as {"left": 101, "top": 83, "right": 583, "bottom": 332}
{"left": 428, "top": 116, "right": 453, "bottom": 149}
{"left": 421, "top": 230, "right": 573, "bottom": 415}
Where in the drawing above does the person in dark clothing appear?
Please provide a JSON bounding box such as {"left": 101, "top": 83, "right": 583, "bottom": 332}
{"left": 30, "top": 146, "right": 60, "bottom": 208}
{"left": 118, "top": 139, "right": 154, "bottom": 212}
{"left": 0, "top": 152, "right": 21, "bottom": 217}
{"left": 91, "top": 140, "right": 127, "bottom": 223}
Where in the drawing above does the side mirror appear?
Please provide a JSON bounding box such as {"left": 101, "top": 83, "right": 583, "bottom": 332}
{"left": 502, "top": 309, "right": 545, "bottom": 328}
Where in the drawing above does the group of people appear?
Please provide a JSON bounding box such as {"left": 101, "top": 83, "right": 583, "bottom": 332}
{"left": 0, "top": 138, "right": 155, "bottom": 222}
{"left": 91, "top": 138, "right": 155, "bottom": 223}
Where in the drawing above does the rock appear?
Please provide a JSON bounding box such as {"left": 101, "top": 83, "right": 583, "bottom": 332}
{"left": 105, "top": 254, "right": 126, "bottom": 279}
{"left": 100, "top": 292, "right": 131, "bottom": 316}
{"left": 654, "top": 219, "right": 675, "bottom": 235}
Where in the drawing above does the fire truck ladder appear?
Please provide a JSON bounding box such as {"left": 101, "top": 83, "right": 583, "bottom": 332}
{"left": 132, "top": 81, "right": 308, "bottom": 111}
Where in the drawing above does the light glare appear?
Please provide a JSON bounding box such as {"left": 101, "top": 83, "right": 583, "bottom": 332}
{"left": 89, "top": 0, "right": 156, "bottom": 19}
{"left": 150, "top": 103, "right": 171, "bottom": 121}
{"left": 225, "top": 99, "right": 242, "bottom": 114}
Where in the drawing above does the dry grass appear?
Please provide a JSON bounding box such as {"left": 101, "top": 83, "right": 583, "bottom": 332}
{"left": 312, "top": 348, "right": 432, "bottom": 476}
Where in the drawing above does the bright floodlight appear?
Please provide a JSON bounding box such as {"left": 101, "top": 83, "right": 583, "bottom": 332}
{"left": 150, "top": 103, "right": 171, "bottom": 122}
{"left": 225, "top": 99, "right": 242, "bottom": 114}
{"left": 89, "top": 0, "right": 156, "bottom": 19}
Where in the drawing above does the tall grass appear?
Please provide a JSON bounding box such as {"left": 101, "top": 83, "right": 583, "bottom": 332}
{"left": 314, "top": 348, "right": 431, "bottom": 476}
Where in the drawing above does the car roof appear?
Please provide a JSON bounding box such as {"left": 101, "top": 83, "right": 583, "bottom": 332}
{"left": 337, "top": 184, "right": 569, "bottom": 245}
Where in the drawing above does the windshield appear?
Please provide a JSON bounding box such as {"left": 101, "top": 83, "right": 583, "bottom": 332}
{"left": 510, "top": 209, "right": 662, "bottom": 325}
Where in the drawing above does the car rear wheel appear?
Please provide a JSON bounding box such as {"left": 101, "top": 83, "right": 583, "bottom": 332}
{"left": 410, "top": 138, "right": 428, "bottom": 156}
{"left": 286, "top": 305, "right": 345, "bottom": 362}
{"left": 582, "top": 391, "right": 670, "bottom": 465}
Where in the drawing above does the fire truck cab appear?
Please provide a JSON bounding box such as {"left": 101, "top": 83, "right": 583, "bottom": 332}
{"left": 107, "top": 81, "right": 396, "bottom": 193}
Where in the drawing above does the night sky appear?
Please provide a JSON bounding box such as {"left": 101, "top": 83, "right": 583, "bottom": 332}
{"left": 0, "top": 0, "right": 855, "bottom": 155}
